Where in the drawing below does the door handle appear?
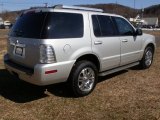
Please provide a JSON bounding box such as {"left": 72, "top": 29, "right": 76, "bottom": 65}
{"left": 94, "top": 41, "right": 102, "bottom": 45}
{"left": 122, "top": 39, "right": 128, "bottom": 42}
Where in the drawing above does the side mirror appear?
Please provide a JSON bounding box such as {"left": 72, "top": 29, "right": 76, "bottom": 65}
{"left": 135, "top": 29, "right": 142, "bottom": 36}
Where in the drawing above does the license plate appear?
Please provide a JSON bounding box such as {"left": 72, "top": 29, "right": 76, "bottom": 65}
{"left": 15, "top": 46, "right": 23, "bottom": 56}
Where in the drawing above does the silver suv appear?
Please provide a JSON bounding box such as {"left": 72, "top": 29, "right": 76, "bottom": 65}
{"left": 4, "top": 5, "right": 156, "bottom": 97}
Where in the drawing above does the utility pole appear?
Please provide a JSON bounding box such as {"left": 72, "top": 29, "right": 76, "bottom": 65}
{"left": 142, "top": 8, "right": 144, "bottom": 19}
{"left": 0, "top": 2, "right": 3, "bottom": 19}
{"left": 115, "top": 0, "right": 118, "bottom": 14}
{"left": 0, "top": 3, "right": 3, "bottom": 14}
{"left": 44, "top": 3, "right": 48, "bottom": 7}
{"left": 133, "top": 0, "right": 135, "bottom": 17}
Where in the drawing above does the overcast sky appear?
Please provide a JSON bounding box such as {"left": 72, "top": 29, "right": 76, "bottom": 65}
{"left": 0, "top": 0, "right": 159, "bottom": 12}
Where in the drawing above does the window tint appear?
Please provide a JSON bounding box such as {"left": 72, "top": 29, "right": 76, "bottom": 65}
{"left": 97, "top": 15, "right": 115, "bottom": 36}
{"left": 10, "top": 12, "right": 47, "bottom": 38}
{"left": 113, "top": 17, "right": 135, "bottom": 36}
{"left": 10, "top": 12, "right": 83, "bottom": 39}
{"left": 42, "top": 12, "right": 83, "bottom": 39}
{"left": 92, "top": 15, "right": 101, "bottom": 37}
{"left": 92, "top": 15, "right": 116, "bottom": 37}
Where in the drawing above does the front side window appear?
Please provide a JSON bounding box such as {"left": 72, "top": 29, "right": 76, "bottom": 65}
{"left": 42, "top": 12, "right": 84, "bottom": 39}
{"left": 113, "top": 17, "right": 135, "bottom": 36}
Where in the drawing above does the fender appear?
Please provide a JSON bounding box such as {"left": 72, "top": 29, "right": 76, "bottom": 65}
{"left": 140, "top": 33, "right": 156, "bottom": 59}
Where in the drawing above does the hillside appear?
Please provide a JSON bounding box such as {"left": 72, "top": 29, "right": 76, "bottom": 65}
{"left": 0, "top": 3, "right": 159, "bottom": 24}
{"left": 81, "top": 4, "right": 160, "bottom": 24}
{"left": 0, "top": 11, "right": 19, "bottom": 22}
{"left": 80, "top": 4, "right": 135, "bottom": 18}
{"left": 143, "top": 4, "right": 160, "bottom": 19}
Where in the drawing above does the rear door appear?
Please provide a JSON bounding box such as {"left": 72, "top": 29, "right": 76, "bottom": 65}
{"left": 89, "top": 14, "right": 120, "bottom": 71}
{"left": 113, "top": 17, "right": 142, "bottom": 65}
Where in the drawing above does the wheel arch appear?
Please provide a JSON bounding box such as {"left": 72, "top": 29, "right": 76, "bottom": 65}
{"left": 75, "top": 54, "right": 101, "bottom": 71}
{"left": 141, "top": 40, "right": 156, "bottom": 59}
{"left": 145, "top": 43, "right": 155, "bottom": 54}
{"left": 140, "top": 42, "right": 155, "bottom": 69}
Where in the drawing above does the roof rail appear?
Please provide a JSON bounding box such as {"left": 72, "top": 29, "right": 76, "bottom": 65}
{"left": 53, "top": 5, "right": 103, "bottom": 12}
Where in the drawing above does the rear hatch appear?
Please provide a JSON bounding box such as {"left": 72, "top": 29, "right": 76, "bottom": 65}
{"left": 8, "top": 10, "right": 83, "bottom": 68}
{"left": 8, "top": 11, "right": 48, "bottom": 68}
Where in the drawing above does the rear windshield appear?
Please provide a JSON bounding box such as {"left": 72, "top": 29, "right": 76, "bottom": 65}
{"left": 10, "top": 12, "right": 84, "bottom": 39}
{"left": 10, "top": 12, "right": 47, "bottom": 38}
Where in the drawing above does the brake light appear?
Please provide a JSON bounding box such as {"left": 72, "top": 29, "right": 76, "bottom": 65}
{"left": 40, "top": 45, "right": 56, "bottom": 64}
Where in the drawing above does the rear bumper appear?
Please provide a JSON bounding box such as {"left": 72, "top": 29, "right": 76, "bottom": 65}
{"left": 4, "top": 54, "right": 75, "bottom": 86}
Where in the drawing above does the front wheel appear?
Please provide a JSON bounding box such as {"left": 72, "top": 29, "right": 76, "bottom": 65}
{"left": 140, "top": 46, "right": 154, "bottom": 69}
{"left": 69, "top": 61, "right": 98, "bottom": 97}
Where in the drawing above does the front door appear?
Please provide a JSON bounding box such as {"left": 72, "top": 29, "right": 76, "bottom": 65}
{"left": 113, "top": 17, "right": 142, "bottom": 65}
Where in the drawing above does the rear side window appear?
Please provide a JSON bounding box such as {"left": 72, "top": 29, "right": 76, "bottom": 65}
{"left": 113, "top": 17, "right": 135, "bottom": 36}
{"left": 42, "top": 12, "right": 84, "bottom": 39}
{"left": 92, "top": 15, "right": 116, "bottom": 37}
{"left": 10, "top": 12, "right": 47, "bottom": 38}
{"left": 92, "top": 15, "right": 101, "bottom": 37}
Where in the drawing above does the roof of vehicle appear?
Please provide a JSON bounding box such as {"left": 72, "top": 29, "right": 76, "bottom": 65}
{"left": 23, "top": 5, "right": 121, "bottom": 17}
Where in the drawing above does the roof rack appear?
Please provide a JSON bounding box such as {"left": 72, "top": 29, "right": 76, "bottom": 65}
{"left": 53, "top": 5, "right": 103, "bottom": 12}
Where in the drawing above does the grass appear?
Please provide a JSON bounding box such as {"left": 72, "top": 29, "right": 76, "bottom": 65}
{"left": 0, "top": 29, "right": 160, "bottom": 120}
{"left": 143, "top": 30, "right": 160, "bottom": 36}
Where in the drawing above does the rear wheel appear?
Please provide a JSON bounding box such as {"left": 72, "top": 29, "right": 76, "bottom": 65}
{"left": 140, "top": 46, "right": 154, "bottom": 69}
{"left": 69, "top": 61, "right": 98, "bottom": 97}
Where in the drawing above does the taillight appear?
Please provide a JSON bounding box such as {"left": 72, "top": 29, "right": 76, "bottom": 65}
{"left": 40, "top": 45, "right": 56, "bottom": 64}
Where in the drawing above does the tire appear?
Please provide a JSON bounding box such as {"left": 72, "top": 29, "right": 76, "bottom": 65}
{"left": 69, "top": 61, "right": 98, "bottom": 97}
{"left": 140, "top": 46, "right": 154, "bottom": 69}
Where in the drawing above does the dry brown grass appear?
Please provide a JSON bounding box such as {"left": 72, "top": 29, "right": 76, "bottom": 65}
{"left": 144, "top": 30, "right": 160, "bottom": 37}
{"left": 0, "top": 31, "right": 7, "bottom": 68}
{"left": 0, "top": 30, "right": 160, "bottom": 120}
